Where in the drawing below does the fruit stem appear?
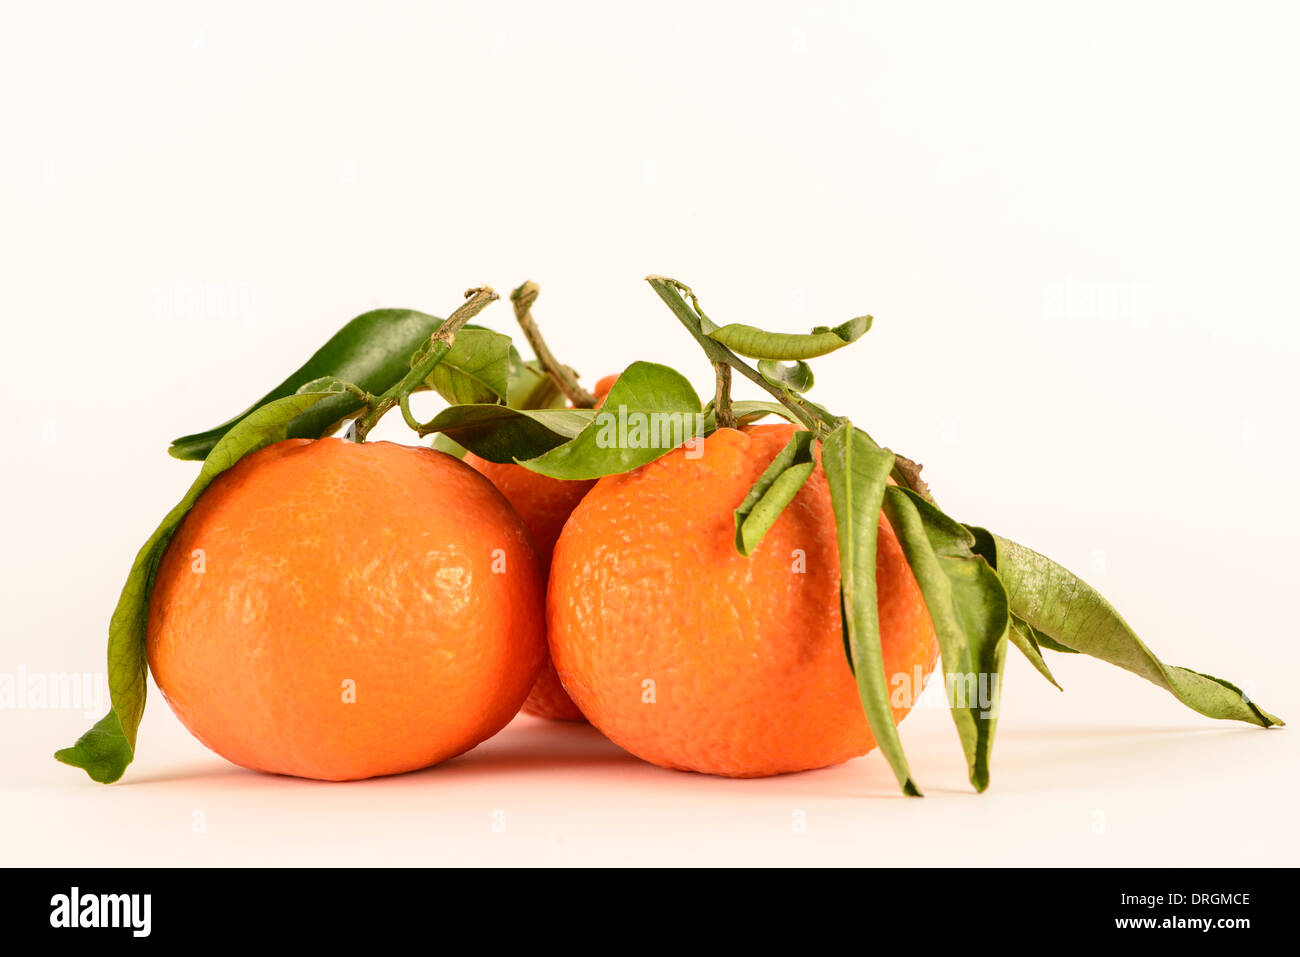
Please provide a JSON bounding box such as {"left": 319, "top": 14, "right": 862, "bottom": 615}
{"left": 510, "top": 281, "right": 598, "bottom": 409}
{"left": 712, "top": 362, "right": 736, "bottom": 430}
{"left": 646, "top": 276, "right": 932, "bottom": 498}
{"left": 646, "top": 276, "right": 830, "bottom": 434}
{"left": 352, "top": 286, "right": 500, "bottom": 441}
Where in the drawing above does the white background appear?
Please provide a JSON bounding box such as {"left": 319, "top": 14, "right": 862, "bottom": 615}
{"left": 2, "top": 1, "right": 1297, "bottom": 866}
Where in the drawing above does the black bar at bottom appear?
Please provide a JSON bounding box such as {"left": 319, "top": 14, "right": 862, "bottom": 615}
{"left": 0, "top": 867, "right": 1285, "bottom": 943}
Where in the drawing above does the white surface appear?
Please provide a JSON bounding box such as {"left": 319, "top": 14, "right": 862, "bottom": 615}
{"left": 2, "top": 1, "right": 1297, "bottom": 867}
{"left": 6, "top": 667, "right": 1298, "bottom": 867}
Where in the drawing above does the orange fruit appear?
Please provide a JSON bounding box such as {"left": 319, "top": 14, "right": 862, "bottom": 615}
{"left": 463, "top": 373, "right": 619, "bottom": 722}
{"left": 590, "top": 374, "right": 619, "bottom": 400}
{"left": 461, "top": 454, "right": 593, "bottom": 720}
{"left": 547, "top": 423, "right": 939, "bottom": 778}
{"left": 146, "top": 438, "right": 547, "bottom": 781}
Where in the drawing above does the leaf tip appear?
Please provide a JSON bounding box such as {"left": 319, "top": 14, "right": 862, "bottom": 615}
{"left": 53, "top": 747, "right": 124, "bottom": 785}
{"left": 166, "top": 441, "right": 203, "bottom": 461}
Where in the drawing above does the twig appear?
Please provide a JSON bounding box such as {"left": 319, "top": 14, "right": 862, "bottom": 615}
{"left": 352, "top": 286, "right": 499, "bottom": 440}
{"left": 510, "top": 281, "right": 597, "bottom": 409}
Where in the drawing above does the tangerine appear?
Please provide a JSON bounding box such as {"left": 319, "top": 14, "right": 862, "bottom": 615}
{"left": 463, "top": 373, "right": 618, "bottom": 722}
{"left": 146, "top": 438, "right": 547, "bottom": 781}
{"left": 546, "top": 424, "right": 938, "bottom": 777}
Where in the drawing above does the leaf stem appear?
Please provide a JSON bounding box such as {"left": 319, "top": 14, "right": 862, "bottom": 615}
{"left": 352, "top": 286, "right": 499, "bottom": 441}
{"left": 713, "top": 362, "right": 736, "bottom": 430}
{"left": 339, "top": 382, "right": 380, "bottom": 406}
{"left": 510, "top": 281, "right": 598, "bottom": 409}
{"left": 647, "top": 277, "right": 834, "bottom": 434}
{"left": 646, "top": 276, "right": 933, "bottom": 499}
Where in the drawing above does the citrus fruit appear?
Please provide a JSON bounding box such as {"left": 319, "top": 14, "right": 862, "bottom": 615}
{"left": 461, "top": 454, "right": 593, "bottom": 720}
{"left": 546, "top": 423, "right": 939, "bottom": 778}
{"left": 463, "top": 373, "right": 618, "bottom": 722}
{"left": 146, "top": 437, "right": 547, "bottom": 781}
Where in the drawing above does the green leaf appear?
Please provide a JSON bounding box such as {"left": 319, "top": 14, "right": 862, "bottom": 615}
{"left": 758, "top": 359, "right": 815, "bottom": 392}
{"left": 707, "top": 315, "right": 872, "bottom": 360}
{"left": 977, "top": 530, "right": 1283, "bottom": 728}
{"left": 883, "top": 487, "right": 1009, "bottom": 792}
{"left": 1009, "top": 614, "right": 1064, "bottom": 690}
{"left": 295, "top": 376, "right": 354, "bottom": 395}
{"left": 53, "top": 710, "right": 132, "bottom": 784}
{"left": 413, "top": 325, "right": 512, "bottom": 405}
{"left": 733, "top": 431, "right": 815, "bottom": 555}
{"left": 420, "top": 404, "right": 593, "bottom": 463}
{"left": 56, "top": 391, "right": 338, "bottom": 782}
{"left": 431, "top": 433, "right": 469, "bottom": 459}
{"left": 731, "top": 400, "right": 800, "bottom": 427}
{"left": 821, "top": 423, "right": 921, "bottom": 796}
{"left": 1032, "top": 629, "right": 1081, "bottom": 655}
{"left": 169, "top": 309, "right": 445, "bottom": 460}
{"left": 700, "top": 400, "right": 800, "bottom": 433}
{"left": 517, "top": 361, "right": 703, "bottom": 480}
